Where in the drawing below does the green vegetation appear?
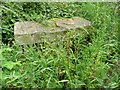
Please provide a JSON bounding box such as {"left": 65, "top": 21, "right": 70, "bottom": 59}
{"left": 0, "top": 2, "right": 119, "bottom": 88}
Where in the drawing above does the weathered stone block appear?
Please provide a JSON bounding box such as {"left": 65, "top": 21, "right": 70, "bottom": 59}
{"left": 14, "top": 17, "right": 91, "bottom": 45}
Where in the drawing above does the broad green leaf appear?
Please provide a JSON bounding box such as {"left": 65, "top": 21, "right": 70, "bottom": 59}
{"left": 3, "top": 61, "right": 15, "bottom": 70}
{"left": 0, "top": 49, "right": 5, "bottom": 61}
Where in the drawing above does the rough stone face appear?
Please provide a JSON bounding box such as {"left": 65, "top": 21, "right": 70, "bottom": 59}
{"left": 44, "top": 17, "right": 91, "bottom": 29}
{"left": 53, "top": 17, "right": 91, "bottom": 29}
{"left": 14, "top": 21, "right": 47, "bottom": 45}
{"left": 14, "top": 17, "right": 91, "bottom": 45}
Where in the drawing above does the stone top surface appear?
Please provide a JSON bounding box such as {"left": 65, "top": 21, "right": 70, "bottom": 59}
{"left": 14, "top": 21, "right": 46, "bottom": 35}
{"left": 14, "top": 17, "right": 91, "bottom": 35}
{"left": 54, "top": 17, "right": 91, "bottom": 29}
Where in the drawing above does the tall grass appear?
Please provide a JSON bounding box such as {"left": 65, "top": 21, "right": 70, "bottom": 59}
{"left": 1, "top": 2, "right": 119, "bottom": 88}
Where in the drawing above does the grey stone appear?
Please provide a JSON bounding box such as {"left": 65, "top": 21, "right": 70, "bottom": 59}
{"left": 14, "top": 17, "right": 91, "bottom": 45}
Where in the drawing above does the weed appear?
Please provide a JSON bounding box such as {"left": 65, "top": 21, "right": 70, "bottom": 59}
{"left": 1, "top": 2, "right": 119, "bottom": 88}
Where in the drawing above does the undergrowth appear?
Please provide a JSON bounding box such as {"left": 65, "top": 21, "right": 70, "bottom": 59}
{"left": 0, "top": 2, "right": 119, "bottom": 88}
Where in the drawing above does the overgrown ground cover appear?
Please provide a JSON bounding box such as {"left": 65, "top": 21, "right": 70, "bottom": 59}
{"left": 0, "top": 2, "right": 119, "bottom": 88}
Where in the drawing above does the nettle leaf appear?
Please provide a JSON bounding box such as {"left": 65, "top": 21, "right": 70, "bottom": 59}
{"left": 3, "top": 61, "right": 21, "bottom": 70}
{"left": 3, "top": 61, "right": 15, "bottom": 70}
{"left": 15, "top": 61, "right": 22, "bottom": 66}
{"left": 0, "top": 49, "right": 5, "bottom": 60}
{"left": 3, "top": 48, "right": 13, "bottom": 52}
